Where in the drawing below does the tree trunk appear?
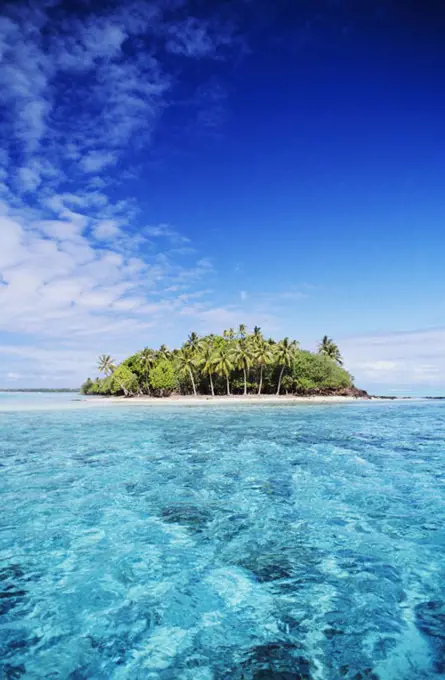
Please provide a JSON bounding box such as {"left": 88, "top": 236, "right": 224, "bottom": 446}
{"left": 209, "top": 373, "right": 215, "bottom": 397}
{"left": 258, "top": 366, "right": 263, "bottom": 395}
{"left": 243, "top": 367, "right": 247, "bottom": 395}
{"left": 188, "top": 367, "right": 197, "bottom": 396}
{"left": 115, "top": 377, "right": 130, "bottom": 397}
{"left": 276, "top": 365, "right": 285, "bottom": 395}
{"left": 226, "top": 375, "right": 230, "bottom": 396}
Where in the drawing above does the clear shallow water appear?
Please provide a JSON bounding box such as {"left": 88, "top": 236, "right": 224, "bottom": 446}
{"left": 0, "top": 392, "right": 84, "bottom": 410}
{"left": 1, "top": 401, "right": 445, "bottom": 679}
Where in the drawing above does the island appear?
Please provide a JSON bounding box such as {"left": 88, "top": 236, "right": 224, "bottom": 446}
{"left": 81, "top": 326, "right": 368, "bottom": 399}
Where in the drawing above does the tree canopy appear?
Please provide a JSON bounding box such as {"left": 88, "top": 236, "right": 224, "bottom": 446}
{"left": 149, "top": 359, "right": 177, "bottom": 396}
{"left": 81, "top": 328, "right": 355, "bottom": 397}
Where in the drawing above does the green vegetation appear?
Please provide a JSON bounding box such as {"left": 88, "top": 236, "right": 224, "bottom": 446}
{"left": 149, "top": 359, "right": 177, "bottom": 396}
{"left": 81, "top": 326, "right": 356, "bottom": 398}
{"left": 293, "top": 350, "right": 351, "bottom": 393}
{"left": 318, "top": 335, "right": 343, "bottom": 365}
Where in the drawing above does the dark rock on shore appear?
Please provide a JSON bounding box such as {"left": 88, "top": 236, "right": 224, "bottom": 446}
{"left": 295, "top": 386, "right": 371, "bottom": 399}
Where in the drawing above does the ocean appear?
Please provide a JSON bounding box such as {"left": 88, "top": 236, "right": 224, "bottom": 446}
{"left": 1, "top": 397, "right": 444, "bottom": 679}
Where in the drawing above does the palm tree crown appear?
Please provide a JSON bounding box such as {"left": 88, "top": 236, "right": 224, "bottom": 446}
{"left": 223, "top": 328, "right": 236, "bottom": 341}
{"left": 252, "top": 326, "right": 263, "bottom": 342}
{"left": 253, "top": 339, "right": 274, "bottom": 395}
{"left": 318, "top": 335, "right": 343, "bottom": 365}
{"left": 140, "top": 348, "right": 155, "bottom": 393}
{"left": 97, "top": 354, "right": 115, "bottom": 376}
{"left": 140, "top": 347, "right": 155, "bottom": 371}
{"left": 177, "top": 345, "right": 198, "bottom": 395}
{"left": 186, "top": 331, "right": 201, "bottom": 352}
{"left": 198, "top": 341, "right": 216, "bottom": 396}
{"left": 212, "top": 345, "right": 235, "bottom": 395}
{"left": 86, "top": 325, "right": 352, "bottom": 399}
{"left": 232, "top": 339, "right": 254, "bottom": 395}
{"left": 275, "top": 337, "right": 298, "bottom": 395}
{"left": 157, "top": 344, "right": 172, "bottom": 360}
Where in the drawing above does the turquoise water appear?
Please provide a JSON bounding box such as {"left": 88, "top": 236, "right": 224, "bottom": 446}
{"left": 0, "top": 392, "right": 84, "bottom": 408}
{"left": 1, "top": 400, "right": 445, "bottom": 679}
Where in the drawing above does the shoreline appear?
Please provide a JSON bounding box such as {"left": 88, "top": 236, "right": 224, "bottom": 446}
{"left": 0, "top": 393, "right": 434, "bottom": 413}
{"left": 84, "top": 394, "right": 376, "bottom": 406}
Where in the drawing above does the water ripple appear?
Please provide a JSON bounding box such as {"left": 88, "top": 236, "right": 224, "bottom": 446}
{"left": 1, "top": 402, "right": 445, "bottom": 678}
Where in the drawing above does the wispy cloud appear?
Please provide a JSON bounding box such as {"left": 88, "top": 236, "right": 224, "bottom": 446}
{"left": 342, "top": 327, "right": 445, "bottom": 391}
{"left": 81, "top": 152, "right": 118, "bottom": 174}
{"left": 0, "top": 0, "right": 241, "bottom": 185}
{"left": 165, "top": 14, "right": 243, "bottom": 59}
{"left": 145, "top": 224, "right": 191, "bottom": 246}
{"left": 0, "top": 0, "right": 248, "bottom": 387}
{"left": 179, "top": 305, "right": 277, "bottom": 337}
{"left": 0, "top": 1, "right": 307, "bottom": 388}
{"left": 0, "top": 200, "right": 219, "bottom": 340}
{"left": 238, "top": 288, "right": 309, "bottom": 307}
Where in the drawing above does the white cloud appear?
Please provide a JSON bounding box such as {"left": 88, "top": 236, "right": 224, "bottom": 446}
{"left": 0, "top": 205, "right": 200, "bottom": 339}
{"left": 81, "top": 152, "right": 118, "bottom": 173}
{"left": 145, "top": 224, "right": 190, "bottom": 245}
{"left": 92, "top": 219, "right": 122, "bottom": 241}
{"left": 179, "top": 305, "right": 277, "bottom": 336}
{"left": 236, "top": 288, "right": 308, "bottom": 307}
{"left": 0, "top": 200, "right": 263, "bottom": 386}
{"left": 0, "top": 0, "right": 238, "bottom": 185}
{"left": 0, "top": 1, "right": 254, "bottom": 387}
{"left": 342, "top": 328, "right": 445, "bottom": 391}
{"left": 167, "top": 18, "right": 216, "bottom": 57}
{"left": 18, "top": 163, "right": 42, "bottom": 192}
{"left": 166, "top": 16, "right": 238, "bottom": 58}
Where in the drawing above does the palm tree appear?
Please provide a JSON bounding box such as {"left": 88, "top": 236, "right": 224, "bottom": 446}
{"left": 222, "top": 328, "right": 234, "bottom": 341}
{"left": 253, "top": 340, "right": 273, "bottom": 395}
{"left": 98, "top": 354, "right": 115, "bottom": 376}
{"left": 318, "top": 335, "right": 343, "bottom": 365}
{"left": 98, "top": 355, "right": 134, "bottom": 397}
{"left": 177, "top": 346, "right": 198, "bottom": 396}
{"left": 252, "top": 326, "right": 263, "bottom": 344}
{"left": 141, "top": 347, "right": 155, "bottom": 370}
{"left": 198, "top": 341, "right": 216, "bottom": 396}
{"left": 186, "top": 331, "right": 201, "bottom": 352}
{"left": 275, "top": 337, "right": 298, "bottom": 395}
{"left": 232, "top": 339, "right": 253, "bottom": 395}
{"left": 238, "top": 324, "right": 247, "bottom": 339}
{"left": 140, "top": 347, "right": 155, "bottom": 394}
{"left": 157, "top": 344, "right": 172, "bottom": 360}
{"left": 223, "top": 328, "right": 236, "bottom": 342}
{"left": 213, "top": 345, "right": 235, "bottom": 395}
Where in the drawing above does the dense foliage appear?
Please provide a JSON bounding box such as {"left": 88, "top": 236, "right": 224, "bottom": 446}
{"left": 149, "top": 359, "right": 177, "bottom": 396}
{"left": 82, "top": 326, "right": 355, "bottom": 397}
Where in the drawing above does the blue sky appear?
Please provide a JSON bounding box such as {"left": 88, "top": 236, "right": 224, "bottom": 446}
{"left": 0, "top": 0, "right": 444, "bottom": 394}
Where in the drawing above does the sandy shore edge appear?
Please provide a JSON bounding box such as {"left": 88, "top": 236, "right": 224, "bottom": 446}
{"left": 83, "top": 394, "right": 377, "bottom": 407}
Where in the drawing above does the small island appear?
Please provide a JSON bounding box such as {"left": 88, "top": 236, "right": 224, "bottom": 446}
{"left": 81, "top": 326, "right": 368, "bottom": 399}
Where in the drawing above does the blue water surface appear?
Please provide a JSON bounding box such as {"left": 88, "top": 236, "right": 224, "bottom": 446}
{"left": 1, "top": 399, "right": 445, "bottom": 679}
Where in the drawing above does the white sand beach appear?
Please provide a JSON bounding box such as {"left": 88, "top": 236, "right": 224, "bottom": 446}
{"left": 85, "top": 394, "right": 373, "bottom": 407}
